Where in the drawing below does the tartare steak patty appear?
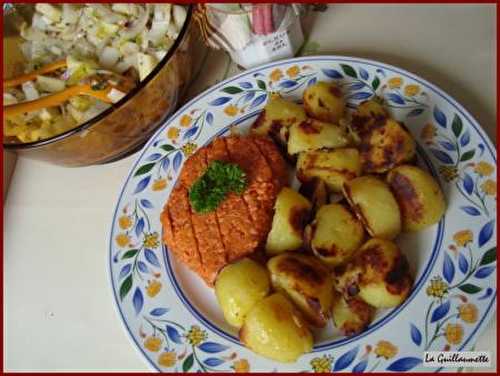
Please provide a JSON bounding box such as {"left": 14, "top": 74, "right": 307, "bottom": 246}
{"left": 161, "top": 135, "right": 288, "bottom": 285}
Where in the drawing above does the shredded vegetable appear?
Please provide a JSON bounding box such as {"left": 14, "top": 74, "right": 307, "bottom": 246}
{"left": 4, "top": 3, "right": 187, "bottom": 143}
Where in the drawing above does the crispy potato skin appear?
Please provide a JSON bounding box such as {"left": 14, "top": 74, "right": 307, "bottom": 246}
{"left": 358, "top": 118, "right": 416, "bottom": 173}
{"left": 309, "top": 204, "right": 365, "bottom": 267}
{"left": 350, "top": 99, "right": 389, "bottom": 141}
{"left": 303, "top": 82, "right": 346, "bottom": 123}
{"left": 387, "top": 165, "right": 446, "bottom": 231}
{"left": 251, "top": 96, "right": 307, "bottom": 145}
{"left": 266, "top": 188, "right": 312, "bottom": 255}
{"left": 287, "top": 118, "right": 349, "bottom": 155}
{"left": 334, "top": 238, "right": 413, "bottom": 308}
{"left": 298, "top": 177, "right": 329, "bottom": 214}
{"left": 297, "top": 148, "right": 361, "bottom": 193}
{"left": 215, "top": 258, "right": 271, "bottom": 328}
{"left": 239, "top": 293, "right": 313, "bottom": 362}
{"left": 343, "top": 176, "right": 402, "bottom": 239}
{"left": 267, "top": 253, "right": 334, "bottom": 327}
{"left": 332, "top": 294, "right": 375, "bottom": 336}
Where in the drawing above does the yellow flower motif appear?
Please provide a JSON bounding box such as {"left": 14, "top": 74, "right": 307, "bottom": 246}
{"left": 481, "top": 179, "right": 497, "bottom": 196}
{"left": 144, "top": 336, "right": 162, "bottom": 352}
{"left": 158, "top": 351, "right": 176, "bottom": 367}
{"left": 167, "top": 127, "right": 180, "bottom": 140}
{"left": 453, "top": 230, "right": 473, "bottom": 247}
{"left": 224, "top": 104, "right": 239, "bottom": 117}
{"left": 426, "top": 276, "right": 449, "bottom": 298}
{"left": 152, "top": 178, "right": 168, "bottom": 191}
{"left": 144, "top": 232, "right": 159, "bottom": 248}
{"left": 115, "top": 233, "right": 130, "bottom": 248}
{"left": 269, "top": 68, "right": 283, "bottom": 82}
{"left": 182, "top": 142, "right": 197, "bottom": 157}
{"left": 310, "top": 355, "right": 333, "bottom": 373}
{"left": 286, "top": 65, "right": 300, "bottom": 78}
{"left": 374, "top": 340, "right": 398, "bottom": 359}
{"left": 185, "top": 325, "right": 207, "bottom": 346}
{"left": 180, "top": 114, "right": 192, "bottom": 128}
{"left": 458, "top": 303, "right": 478, "bottom": 324}
{"left": 445, "top": 323, "right": 464, "bottom": 345}
{"left": 387, "top": 77, "right": 403, "bottom": 89}
{"left": 420, "top": 123, "right": 437, "bottom": 143}
{"left": 439, "top": 165, "right": 458, "bottom": 182}
{"left": 404, "top": 84, "right": 420, "bottom": 97}
{"left": 474, "top": 161, "right": 494, "bottom": 177}
{"left": 118, "top": 215, "right": 133, "bottom": 230}
{"left": 146, "top": 279, "right": 162, "bottom": 297}
{"left": 233, "top": 359, "right": 250, "bottom": 373}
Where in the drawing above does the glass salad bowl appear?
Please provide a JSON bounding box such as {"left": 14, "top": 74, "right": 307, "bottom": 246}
{"left": 3, "top": 4, "right": 195, "bottom": 167}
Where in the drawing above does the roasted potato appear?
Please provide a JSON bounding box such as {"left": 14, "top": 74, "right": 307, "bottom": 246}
{"left": 298, "top": 177, "right": 329, "bottom": 214}
{"left": 288, "top": 118, "right": 349, "bottom": 155}
{"left": 349, "top": 98, "right": 389, "bottom": 141}
{"left": 251, "top": 96, "right": 307, "bottom": 145}
{"left": 343, "top": 176, "right": 402, "bottom": 240}
{"left": 215, "top": 258, "right": 271, "bottom": 328}
{"left": 334, "top": 238, "right": 413, "bottom": 308}
{"left": 297, "top": 148, "right": 361, "bottom": 193}
{"left": 332, "top": 294, "right": 375, "bottom": 336}
{"left": 240, "top": 293, "right": 313, "bottom": 362}
{"left": 266, "top": 188, "right": 312, "bottom": 255}
{"left": 359, "top": 118, "right": 416, "bottom": 173}
{"left": 303, "top": 81, "right": 346, "bottom": 123}
{"left": 267, "top": 253, "right": 334, "bottom": 327}
{"left": 387, "top": 165, "right": 446, "bottom": 232}
{"left": 309, "top": 204, "right": 365, "bottom": 267}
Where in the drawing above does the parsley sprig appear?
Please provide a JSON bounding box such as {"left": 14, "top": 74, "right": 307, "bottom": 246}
{"left": 189, "top": 160, "right": 247, "bottom": 213}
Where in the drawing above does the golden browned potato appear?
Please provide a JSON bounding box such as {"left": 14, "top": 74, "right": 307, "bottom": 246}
{"left": 334, "top": 238, "right": 413, "bottom": 308}
{"left": 303, "top": 81, "right": 346, "bottom": 123}
{"left": 332, "top": 294, "right": 375, "bottom": 336}
{"left": 251, "top": 96, "right": 307, "bottom": 145}
{"left": 359, "top": 118, "right": 416, "bottom": 173}
{"left": 297, "top": 148, "right": 361, "bottom": 193}
{"left": 267, "top": 253, "right": 334, "bottom": 327}
{"left": 288, "top": 118, "right": 349, "bottom": 155}
{"left": 343, "top": 176, "right": 401, "bottom": 240}
{"left": 239, "top": 293, "right": 313, "bottom": 362}
{"left": 298, "top": 177, "right": 329, "bottom": 214}
{"left": 265, "top": 188, "right": 312, "bottom": 255}
{"left": 215, "top": 258, "right": 271, "bottom": 328}
{"left": 387, "top": 165, "right": 446, "bottom": 232}
{"left": 349, "top": 99, "right": 389, "bottom": 142}
{"left": 309, "top": 204, "right": 365, "bottom": 267}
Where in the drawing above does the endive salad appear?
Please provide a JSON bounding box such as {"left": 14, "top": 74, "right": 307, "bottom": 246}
{"left": 4, "top": 3, "right": 187, "bottom": 143}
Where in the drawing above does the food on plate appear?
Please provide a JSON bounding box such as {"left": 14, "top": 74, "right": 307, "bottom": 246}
{"left": 265, "top": 187, "right": 311, "bottom": 255}
{"left": 215, "top": 258, "right": 271, "bottom": 328}
{"left": 287, "top": 118, "right": 349, "bottom": 155}
{"left": 349, "top": 98, "right": 389, "bottom": 142}
{"left": 251, "top": 96, "right": 307, "bottom": 145}
{"left": 239, "top": 293, "right": 313, "bottom": 362}
{"left": 161, "top": 135, "right": 287, "bottom": 285}
{"left": 387, "top": 165, "right": 446, "bottom": 232}
{"left": 335, "top": 238, "right": 413, "bottom": 308}
{"left": 331, "top": 294, "right": 375, "bottom": 336}
{"left": 267, "top": 253, "right": 334, "bottom": 327}
{"left": 4, "top": 3, "right": 188, "bottom": 143}
{"left": 308, "top": 204, "right": 365, "bottom": 267}
{"left": 343, "top": 176, "right": 402, "bottom": 240}
{"left": 297, "top": 148, "right": 361, "bottom": 193}
{"left": 298, "top": 177, "right": 329, "bottom": 214}
{"left": 303, "top": 81, "right": 345, "bottom": 124}
{"left": 358, "top": 118, "right": 416, "bottom": 173}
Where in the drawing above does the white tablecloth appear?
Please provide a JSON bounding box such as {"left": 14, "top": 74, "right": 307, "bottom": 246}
{"left": 4, "top": 4, "right": 496, "bottom": 372}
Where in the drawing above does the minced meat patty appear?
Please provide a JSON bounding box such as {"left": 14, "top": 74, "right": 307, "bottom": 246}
{"left": 161, "top": 135, "right": 288, "bottom": 285}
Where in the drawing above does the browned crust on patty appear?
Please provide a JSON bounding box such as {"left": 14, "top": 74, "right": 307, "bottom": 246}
{"left": 161, "top": 135, "right": 287, "bottom": 285}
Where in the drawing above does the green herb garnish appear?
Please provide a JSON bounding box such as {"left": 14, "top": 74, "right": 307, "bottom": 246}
{"left": 189, "top": 160, "right": 247, "bottom": 213}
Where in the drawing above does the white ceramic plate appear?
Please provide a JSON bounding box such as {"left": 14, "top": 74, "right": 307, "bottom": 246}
{"left": 109, "top": 56, "right": 496, "bottom": 372}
